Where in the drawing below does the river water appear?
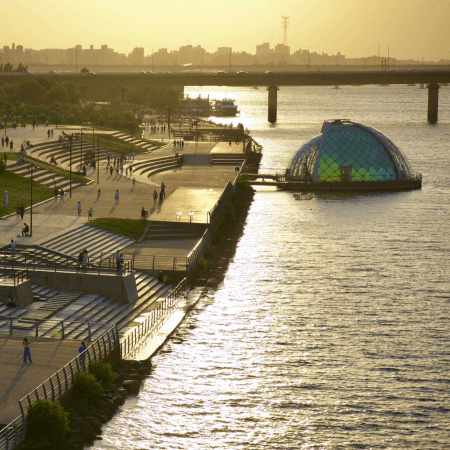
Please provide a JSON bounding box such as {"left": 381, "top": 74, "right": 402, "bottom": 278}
{"left": 91, "top": 86, "right": 450, "bottom": 449}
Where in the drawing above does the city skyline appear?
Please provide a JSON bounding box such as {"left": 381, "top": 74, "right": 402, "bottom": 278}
{"left": 1, "top": 0, "right": 449, "bottom": 61}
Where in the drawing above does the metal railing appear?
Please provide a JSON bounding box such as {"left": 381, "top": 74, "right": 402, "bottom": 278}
{"left": 187, "top": 228, "right": 211, "bottom": 270}
{"left": 1, "top": 250, "right": 133, "bottom": 277}
{"left": 120, "top": 277, "right": 189, "bottom": 360}
{"left": 0, "top": 269, "right": 29, "bottom": 286}
{"left": 0, "top": 316, "right": 110, "bottom": 341}
{"left": 0, "top": 325, "right": 119, "bottom": 450}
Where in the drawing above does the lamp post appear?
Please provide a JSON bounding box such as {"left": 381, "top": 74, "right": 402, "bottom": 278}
{"left": 80, "top": 128, "right": 83, "bottom": 172}
{"left": 97, "top": 135, "right": 100, "bottom": 185}
{"left": 29, "top": 164, "right": 37, "bottom": 236}
{"left": 167, "top": 105, "right": 171, "bottom": 141}
{"left": 68, "top": 134, "right": 73, "bottom": 198}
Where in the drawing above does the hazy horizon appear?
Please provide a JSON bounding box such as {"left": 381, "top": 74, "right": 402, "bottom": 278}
{"left": 2, "top": 0, "right": 449, "bottom": 61}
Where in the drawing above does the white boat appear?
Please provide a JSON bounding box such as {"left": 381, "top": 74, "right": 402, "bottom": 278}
{"left": 178, "top": 95, "right": 211, "bottom": 116}
{"left": 211, "top": 98, "right": 239, "bottom": 116}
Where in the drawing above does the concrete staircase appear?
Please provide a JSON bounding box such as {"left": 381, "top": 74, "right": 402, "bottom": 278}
{"left": 110, "top": 132, "right": 164, "bottom": 152}
{"left": 29, "top": 140, "right": 120, "bottom": 172}
{"left": 38, "top": 225, "right": 135, "bottom": 264}
{"left": 145, "top": 221, "right": 207, "bottom": 241}
{"left": 125, "top": 155, "right": 180, "bottom": 180}
{"left": 7, "top": 161, "right": 83, "bottom": 191}
{"left": 0, "top": 271, "right": 173, "bottom": 340}
{"left": 210, "top": 153, "right": 245, "bottom": 166}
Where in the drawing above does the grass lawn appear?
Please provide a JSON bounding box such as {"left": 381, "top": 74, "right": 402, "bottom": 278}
{"left": 0, "top": 170, "right": 53, "bottom": 217}
{"left": 3, "top": 152, "right": 90, "bottom": 184}
{"left": 87, "top": 218, "right": 148, "bottom": 240}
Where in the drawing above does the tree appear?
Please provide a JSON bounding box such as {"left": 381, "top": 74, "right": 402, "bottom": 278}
{"left": 16, "top": 79, "right": 46, "bottom": 105}
{"left": 46, "top": 85, "right": 69, "bottom": 104}
{"left": 13, "top": 63, "right": 28, "bottom": 72}
{"left": 64, "top": 84, "right": 81, "bottom": 104}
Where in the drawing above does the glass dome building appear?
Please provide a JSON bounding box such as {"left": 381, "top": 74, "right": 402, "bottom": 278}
{"left": 286, "top": 120, "right": 420, "bottom": 190}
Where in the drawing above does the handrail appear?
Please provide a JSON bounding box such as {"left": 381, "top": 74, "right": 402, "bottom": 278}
{"left": 1, "top": 316, "right": 110, "bottom": 340}
{"left": 120, "top": 277, "right": 189, "bottom": 360}
{"left": 0, "top": 325, "right": 119, "bottom": 450}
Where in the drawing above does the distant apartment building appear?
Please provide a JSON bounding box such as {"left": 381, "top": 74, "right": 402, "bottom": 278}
{"left": 129, "top": 47, "right": 144, "bottom": 65}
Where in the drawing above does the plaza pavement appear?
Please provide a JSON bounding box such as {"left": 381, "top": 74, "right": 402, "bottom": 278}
{"left": 0, "top": 336, "right": 83, "bottom": 424}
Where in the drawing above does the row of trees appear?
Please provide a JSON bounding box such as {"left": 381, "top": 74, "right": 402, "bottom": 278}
{"left": 0, "top": 63, "right": 29, "bottom": 72}
{"left": 0, "top": 78, "right": 81, "bottom": 107}
{"left": 126, "top": 85, "right": 180, "bottom": 109}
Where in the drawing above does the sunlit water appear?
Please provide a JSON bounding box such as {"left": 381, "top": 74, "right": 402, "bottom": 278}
{"left": 91, "top": 86, "right": 450, "bottom": 449}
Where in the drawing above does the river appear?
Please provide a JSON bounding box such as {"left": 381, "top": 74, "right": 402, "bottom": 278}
{"left": 91, "top": 85, "right": 450, "bottom": 449}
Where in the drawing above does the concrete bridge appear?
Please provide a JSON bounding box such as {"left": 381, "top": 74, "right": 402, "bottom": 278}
{"left": 2, "top": 70, "right": 449, "bottom": 123}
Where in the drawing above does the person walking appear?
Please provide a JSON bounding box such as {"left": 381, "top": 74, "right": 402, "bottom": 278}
{"left": 82, "top": 249, "right": 88, "bottom": 270}
{"left": 97, "top": 189, "right": 101, "bottom": 199}
{"left": 132, "top": 177, "right": 136, "bottom": 187}
{"left": 109, "top": 165, "right": 113, "bottom": 176}
{"left": 153, "top": 189, "right": 158, "bottom": 205}
{"left": 78, "top": 341, "right": 87, "bottom": 371}
{"left": 77, "top": 202, "right": 82, "bottom": 216}
{"left": 159, "top": 190, "right": 164, "bottom": 205}
{"left": 88, "top": 207, "right": 94, "bottom": 221}
{"left": 115, "top": 249, "right": 121, "bottom": 273}
{"left": 23, "top": 338, "right": 33, "bottom": 363}
{"left": 115, "top": 190, "right": 119, "bottom": 205}
{"left": 11, "top": 239, "right": 16, "bottom": 253}
{"left": 160, "top": 182, "right": 166, "bottom": 198}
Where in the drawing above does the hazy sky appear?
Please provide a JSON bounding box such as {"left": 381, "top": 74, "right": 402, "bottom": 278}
{"left": 3, "top": 0, "right": 449, "bottom": 60}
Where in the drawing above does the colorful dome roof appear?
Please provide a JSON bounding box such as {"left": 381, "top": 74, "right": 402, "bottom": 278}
{"left": 287, "top": 120, "right": 413, "bottom": 182}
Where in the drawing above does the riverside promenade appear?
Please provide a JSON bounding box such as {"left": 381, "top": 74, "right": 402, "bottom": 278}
{"left": 0, "top": 122, "right": 245, "bottom": 426}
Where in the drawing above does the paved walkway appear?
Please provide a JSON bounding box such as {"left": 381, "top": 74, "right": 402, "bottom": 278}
{"left": 0, "top": 336, "right": 81, "bottom": 424}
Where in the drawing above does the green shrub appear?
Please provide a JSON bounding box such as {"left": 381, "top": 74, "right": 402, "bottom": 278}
{"left": 89, "top": 360, "right": 116, "bottom": 387}
{"left": 225, "top": 203, "right": 235, "bottom": 218}
{"left": 196, "top": 257, "right": 208, "bottom": 270}
{"left": 25, "top": 399, "right": 70, "bottom": 448}
{"left": 74, "top": 372, "right": 103, "bottom": 400}
{"left": 204, "top": 243, "right": 216, "bottom": 259}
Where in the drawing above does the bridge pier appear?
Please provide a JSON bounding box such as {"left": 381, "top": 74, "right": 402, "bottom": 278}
{"left": 427, "top": 82, "right": 440, "bottom": 124}
{"left": 267, "top": 85, "right": 278, "bottom": 123}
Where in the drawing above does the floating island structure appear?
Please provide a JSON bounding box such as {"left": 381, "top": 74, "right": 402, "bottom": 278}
{"left": 285, "top": 119, "right": 422, "bottom": 191}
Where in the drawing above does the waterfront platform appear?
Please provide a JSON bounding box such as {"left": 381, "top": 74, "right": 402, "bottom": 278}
{"left": 0, "top": 336, "right": 80, "bottom": 424}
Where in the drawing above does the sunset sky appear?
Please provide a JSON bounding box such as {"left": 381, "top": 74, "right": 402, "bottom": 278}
{"left": 3, "top": 0, "right": 449, "bottom": 60}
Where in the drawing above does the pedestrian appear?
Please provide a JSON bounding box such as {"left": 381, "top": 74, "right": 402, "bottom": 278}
{"left": 77, "top": 202, "right": 82, "bottom": 216}
{"left": 88, "top": 207, "right": 94, "bottom": 221}
{"left": 78, "top": 250, "right": 84, "bottom": 269}
{"left": 60, "top": 188, "right": 64, "bottom": 202}
{"left": 51, "top": 129, "right": 53, "bottom": 138}
{"left": 115, "top": 166, "right": 119, "bottom": 176}
{"left": 19, "top": 204, "right": 24, "bottom": 220}
{"left": 11, "top": 239, "right": 16, "bottom": 253}
{"left": 153, "top": 189, "right": 158, "bottom": 205}
{"left": 10, "top": 141, "right": 13, "bottom": 150}
{"left": 97, "top": 189, "right": 101, "bottom": 199}
{"left": 129, "top": 166, "right": 133, "bottom": 175}
{"left": 132, "top": 177, "right": 136, "bottom": 187}
{"left": 4, "top": 190, "right": 8, "bottom": 209}
{"left": 159, "top": 190, "right": 163, "bottom": 205}
{"left": 119, "top": 254, "right": 125, "bottom": 275}
{"left": 161, "top": 182, "right": 166, "bottom": 197}
{"left": 78, "top": 341, "right": 87, "bottom": 371}
{"left": 115, "top": 249, "right": 121, "bottom": 273}
{"left": 54, "top": 188, "right": 58, "bottom": 201}
{"left": 82, "top": 249, "right": 88, "bottom": 270}
{"left": 23, "top": 338, "right": 33, "bottom": 363}
{"left": 109, "top": 166, "right": 113, "bottom": 176}
{"left": 115, "top": 190, "right": 119, "bottom": 204}
{"left": 1, "top": 137, "right": 4, "bottom": 147}
{"left": 22, "top": 223, "right": 29, "bottom": 236}
{"left": 120, "top": 165, "right": 123, "bottom": 175}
